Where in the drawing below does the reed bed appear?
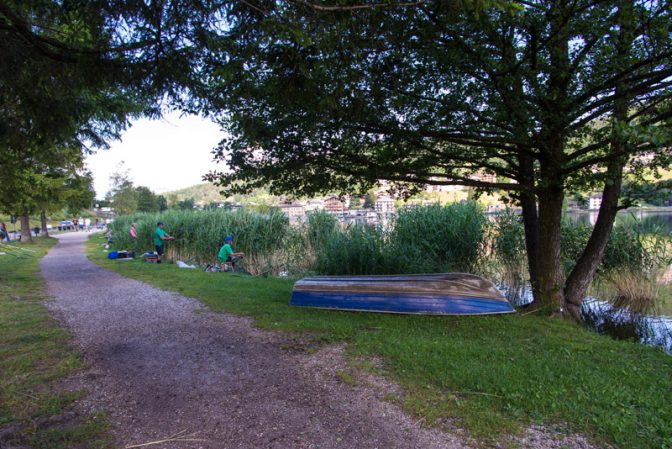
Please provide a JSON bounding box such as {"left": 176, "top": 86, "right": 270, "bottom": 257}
{"left": 109, "top": 204, "right": 670, "bottom": 313}
{"left": 109, "top": 209, "right": 301, "bottom": 275}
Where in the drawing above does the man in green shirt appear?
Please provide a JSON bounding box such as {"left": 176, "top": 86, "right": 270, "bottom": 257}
{"left": 154, "top": 222, "right": 174, "bottom": 263}
{"left": 217, "top": 236, "right": 244, "bottom": 271}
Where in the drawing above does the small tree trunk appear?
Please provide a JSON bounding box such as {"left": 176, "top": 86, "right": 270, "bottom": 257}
{"left": 520, "top": 193, "right": 541, "bottom": 303}
{"left": 20, "top": 215, "right": 32, "bottom": 243}
{"left": 40, "top": 210, "right": 49, "bottom": 237}
{"left": 563, "top": 159, "right": 624, "bottom": 319}
{"left": 518, "top": 153, "right": 540, "bottom": 303}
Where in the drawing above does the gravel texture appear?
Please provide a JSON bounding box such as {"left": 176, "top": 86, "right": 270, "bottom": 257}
{"left": 40, "top": 232, "right": 472, "bottom": 449}
{"left": 40, "top": 232, "right": 604, "bottom": 449}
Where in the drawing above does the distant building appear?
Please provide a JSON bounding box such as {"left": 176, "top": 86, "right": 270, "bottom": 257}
{"left": 324, "top": 196, "right": 347, "bottom": 213}
{"left": 305, "top": 199, "right": 324, "bottom": 212}
{"left": 588, "top": 195, "right": 602, "bottom": 210}
{"left": 279, "top": 202, "right": 306, "bottom": 222}
{"left": 375, "top": 196, "right": 396, "bottom": 215}
{"left": 470, "top": 172, "right": 497, "bottom": 184}
{"left": 425, "top": 177, "right": 465, "bottom": 192}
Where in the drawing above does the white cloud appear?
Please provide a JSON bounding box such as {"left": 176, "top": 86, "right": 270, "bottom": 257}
{"left": 85, "top": 112, "right": 227, "bottom": 198}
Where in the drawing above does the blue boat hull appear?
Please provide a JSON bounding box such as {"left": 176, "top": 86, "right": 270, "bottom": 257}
{"left": 291, "top": 290, "right": 515, "bottom": 315}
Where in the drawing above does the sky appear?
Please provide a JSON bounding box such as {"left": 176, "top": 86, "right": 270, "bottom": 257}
{"left": 85, "top": 112, "right": 227, "bottom": 199}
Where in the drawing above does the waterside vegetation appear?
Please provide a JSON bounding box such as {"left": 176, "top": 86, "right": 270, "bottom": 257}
{"left": 109, "top": 204, "right": 672, "bottom": 316}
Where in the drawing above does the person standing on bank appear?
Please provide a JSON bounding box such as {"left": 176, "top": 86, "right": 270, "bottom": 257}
{"left": 0, "top": 222, "right": 9, "bottom": 242}
{"left": 154, "top": 222, "right": 174, "bottom": 263}
{"left": 129, "top": 223, "right": 138, "bottom": 252}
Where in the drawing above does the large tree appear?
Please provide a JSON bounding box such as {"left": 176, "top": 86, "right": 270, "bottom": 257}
{"left": 204, "top": 0, "right": 672, "bottom": 318}
{"left": 0, "top": 0, "right": 216, "bottom": 227}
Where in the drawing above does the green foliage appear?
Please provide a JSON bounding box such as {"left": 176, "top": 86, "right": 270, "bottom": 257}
{"left": 312, "top": 202, "right": 487, "bottom": 275}
{"left": 391, "top": 202, "right": 487, "bottom": 273}
{"left": 305, "top": 210, "right": 338, "bottom": 249}
{"left": 89, "top": 235, "right": 672, "bottom": 449}
{"left": 107, "top": 165, "right": 138, "bottom": 216}
{"left": 560, "top": 220, "right": 652, "bottom": 275}
{"left": 314, "top": 224, "right": 388, "bottom": 275}
{"left": 175, "top": 197, "right": 196, "bottom": 211}
{"left": 135, "top": 186, "right": 159, "bottom": 213}
{"left": 490, "top": 209, "right": 528, "bottom": 301}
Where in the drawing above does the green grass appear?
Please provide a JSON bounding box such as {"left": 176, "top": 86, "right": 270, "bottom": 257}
{"left": 0, "top": 238, "right": 112, "bottom": 449}
{"left": 88, "top": 234, "right": 672, "bottom": 449}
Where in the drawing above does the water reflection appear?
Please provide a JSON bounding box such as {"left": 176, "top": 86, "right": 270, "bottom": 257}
{"left": 581, "top": 298, "right": 672, "bottom": 354}
{"left": 496, "top": 283, "right": 672, "bottom": 355}
{"left": 566, "top": 209, "right": 672, "bottom": 233}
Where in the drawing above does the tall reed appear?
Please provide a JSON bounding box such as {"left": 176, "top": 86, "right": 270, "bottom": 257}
{"left": 311, "top": 202, "right": 488, "bottom": 275}
{"left": 490, "top": 209, "right": 528, "bottom": 303}
{"left": 109, "top": 209, "right": 295, "bottom": 275}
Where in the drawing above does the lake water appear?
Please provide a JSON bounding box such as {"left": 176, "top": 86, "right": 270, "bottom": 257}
{"left": 566, "top": 209, "right": 672, "bottom": 234}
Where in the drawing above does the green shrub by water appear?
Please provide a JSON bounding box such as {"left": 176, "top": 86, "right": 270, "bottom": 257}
{"left": 391, "top": 202, "right": 487, "bottom": 273}
{"left": 560, "top": 219, "right": 666, "bottom": 276}
{"left": 314, "top": 224, "right": 388, "bottom": 275}
{"left": 312, "top": 202, "right": 488, "bottom": 275}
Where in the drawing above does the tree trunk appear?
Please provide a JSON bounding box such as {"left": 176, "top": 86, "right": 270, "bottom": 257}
{"left": 40, "top": 210, "right": 49, "bottom": 237}
{"left": 518, "top": 154, "right": 541, "bottom": 304}
{"left": 20, "top": 215, "right": 32, "bottom": 242}
{"left": 564, "top": 158, "right": 624, "bottom": 319}
{"left": 520, "top": 193, "right": 540, "bottom": 303}
{"left": 533, "top": 187, "right": 565, "bottom": 313}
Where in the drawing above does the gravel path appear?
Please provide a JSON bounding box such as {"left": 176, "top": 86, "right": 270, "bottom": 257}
{"left": 40, "top": 232, "right": 472, "bottom": 449}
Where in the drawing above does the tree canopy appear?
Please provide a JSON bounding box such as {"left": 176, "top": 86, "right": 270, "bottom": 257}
{"left": 0, "top": 0, "right": 217, "bottom": 225}
{"left": 203, "top": 0, "right": 672, "bottom": 316}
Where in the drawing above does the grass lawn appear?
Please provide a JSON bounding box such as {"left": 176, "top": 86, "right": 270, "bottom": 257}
{"left": 0, "top": 238, "right": 112, "bottom": 449}
{"left": 89, "top": 234, "right": 672, "bottom": 449}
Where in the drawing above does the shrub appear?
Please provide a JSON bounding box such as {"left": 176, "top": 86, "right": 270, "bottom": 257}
{"left": 313, "top": 202, "right": 488, "bottom": 275}
{"left": 315, "top": 224, "right": 387, "bottom": 275}
{"left": 390, "top": 202, "right": 488, "bottom": 273}
{"left": 491, "top": 209, "right": 528, "bottom": 302}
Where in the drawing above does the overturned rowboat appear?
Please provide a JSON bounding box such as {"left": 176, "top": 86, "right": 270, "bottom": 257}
{"left": 290, "top": 273, "right": 514, "bottom": 315}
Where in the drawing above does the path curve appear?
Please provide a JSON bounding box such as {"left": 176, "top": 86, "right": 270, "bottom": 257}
{"left": 40, "top": 232, "right": 470, "bottom": 449}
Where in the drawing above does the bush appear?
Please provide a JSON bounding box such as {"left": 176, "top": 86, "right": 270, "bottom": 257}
{"left": 391, "top": 202, "right": 487, "bottom": 273}
{"left": 312, "top": 202, "right": 488, "bottom": 275}
{"left": 491, "top": 209, "right": 528, "bottom": 302}
{"left": 315, "top": 224, "right": 388, "bottom": 275}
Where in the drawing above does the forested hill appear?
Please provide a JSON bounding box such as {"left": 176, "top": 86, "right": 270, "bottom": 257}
{"left": 164, "top": 183, "right": 225, "bottom": 204}
{"left": 163, "top": 183, "right": 277, "bottom": 206}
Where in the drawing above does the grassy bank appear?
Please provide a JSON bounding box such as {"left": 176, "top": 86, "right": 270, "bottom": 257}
{"left": 88, "top": 234, "right": 672, "bottom": 449}
{"left": 0, "top": 238, "right": 111, "bottom": 449}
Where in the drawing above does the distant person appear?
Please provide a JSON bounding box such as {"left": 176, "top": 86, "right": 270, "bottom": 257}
{"left": 0, "top": 222, "right": 9, "bottom": 242}
{"left": 218, "top": 236, "right": 244, "bottom": 271}
{"left": 129, "top": 223, "right": 138, "bottom": 252}
{"left": 154, "top": 222, "right": 174, "bottom": 263}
